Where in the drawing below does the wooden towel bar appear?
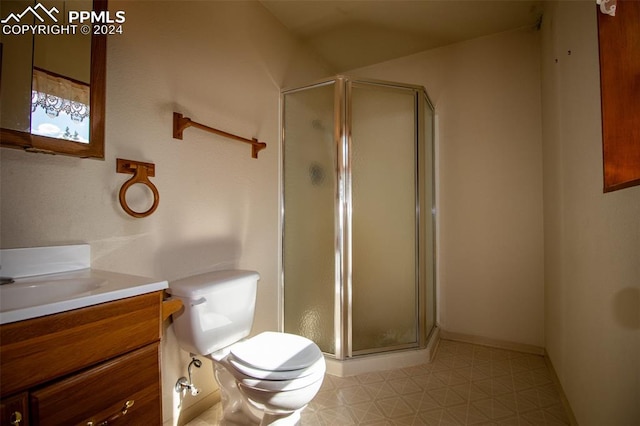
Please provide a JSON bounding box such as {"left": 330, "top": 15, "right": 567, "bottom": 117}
{"left": 172, "top": 112, "right": 267, "bottom": 159}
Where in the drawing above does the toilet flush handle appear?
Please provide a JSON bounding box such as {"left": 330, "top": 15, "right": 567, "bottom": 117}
{"left": 191, "top": 297, "right": 206, "bottom": 306}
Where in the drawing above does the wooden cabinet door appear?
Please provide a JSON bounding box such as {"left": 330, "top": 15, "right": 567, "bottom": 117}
{"left": 598, "top": 0, "right": 640, "bottom": 191}
{"left": 0, "top": 393, "right": 28, "bottom": 426}
{"left": 30, "top": 344, "right": 162, "bottom": 426}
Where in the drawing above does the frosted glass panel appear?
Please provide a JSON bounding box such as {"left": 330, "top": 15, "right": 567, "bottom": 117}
{"left": 423, "top": 94, "right": 436, "bottom": 337}
{"left": 283, "top": 83, "right": 336, "bottom": 354}
{"left": 350, "top": 83, "right": 417, "bottom": 352}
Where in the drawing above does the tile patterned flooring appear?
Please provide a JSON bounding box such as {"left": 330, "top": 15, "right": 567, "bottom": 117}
{"left": 186, "top": 340, "right": 571, "bottom": 425}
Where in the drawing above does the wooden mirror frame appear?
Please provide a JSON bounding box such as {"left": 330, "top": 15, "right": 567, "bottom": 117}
{"left": 0, "top": 0, "right": 106, "bottom": 159}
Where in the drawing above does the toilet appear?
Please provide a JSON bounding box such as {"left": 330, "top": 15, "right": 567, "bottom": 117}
{"left": 169, "top": 270, "right": 325, "bottom": 425}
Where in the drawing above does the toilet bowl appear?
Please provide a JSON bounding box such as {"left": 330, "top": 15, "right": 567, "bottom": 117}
{"left": 169, "top": 271, "right": 325, "bottom": 425}
{"left": 212, "top": 331, "right": 325, "bottom": 424}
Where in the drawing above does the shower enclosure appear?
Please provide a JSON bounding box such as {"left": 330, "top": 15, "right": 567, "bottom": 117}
{"left": 281, "top": 76, "right": 435, "bottom": 360}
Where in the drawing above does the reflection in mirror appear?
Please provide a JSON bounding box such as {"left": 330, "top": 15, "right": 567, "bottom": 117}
{"left": 31, "top": 67, "right": 90, "bottom": 142}
{"left": 31, "top": 0, "right": 92, "bottom": 142}
{"left": 0, "top": 0, "right": 106, "bottom": 158}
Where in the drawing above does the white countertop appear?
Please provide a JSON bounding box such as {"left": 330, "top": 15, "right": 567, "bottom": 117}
{"left": 0, "top": 268, "right": 168, "bottom": 325}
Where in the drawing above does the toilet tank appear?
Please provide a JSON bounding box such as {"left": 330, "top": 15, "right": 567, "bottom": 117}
{"left": 169, "top": 270, "right": 259, "bottom": 355}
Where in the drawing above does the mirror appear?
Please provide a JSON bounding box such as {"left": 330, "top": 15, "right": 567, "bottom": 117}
{"left": 0, "top": 0, "right": 106, "bottom": 158}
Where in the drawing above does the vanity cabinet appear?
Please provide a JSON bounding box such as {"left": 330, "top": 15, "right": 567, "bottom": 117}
{"left": 0, "top": 291, "right": 163, "bottom": 425}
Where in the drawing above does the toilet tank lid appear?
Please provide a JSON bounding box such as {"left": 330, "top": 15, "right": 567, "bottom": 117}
{"left": 168, "top": 270, "right": 259, "bottom": 298}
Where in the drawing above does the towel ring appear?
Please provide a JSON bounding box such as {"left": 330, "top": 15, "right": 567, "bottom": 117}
{"left": 116, "top": 159, "right": 159, "bottom": 218}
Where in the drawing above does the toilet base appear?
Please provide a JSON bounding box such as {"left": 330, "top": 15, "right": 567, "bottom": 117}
{"left": 213, "top": 362, "right": 307, "bottom": 426}
{"left": 261, "top": 410, "right": 302, "bottom": 426}
{"left": 214, "top": 363, "right": 261, "bottom": 425}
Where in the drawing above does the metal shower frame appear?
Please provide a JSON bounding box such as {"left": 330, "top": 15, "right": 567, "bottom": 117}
{"left": 280, "top": 75, "right": 436, "bottom": 360}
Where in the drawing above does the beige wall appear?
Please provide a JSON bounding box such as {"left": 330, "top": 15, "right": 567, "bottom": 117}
{"left": 0, "top": 1, "right": 330, "bottom": 423}
{"left": 3, "top": 1, "right": 637, "bottom": 424}
{"left": 541, "top": 3, "right": 640, "bottom": 424}
{"left": 351, "top": 27, "right": 545, "bottom": 348}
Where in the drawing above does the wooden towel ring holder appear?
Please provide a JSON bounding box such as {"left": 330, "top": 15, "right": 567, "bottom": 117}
{"left": 116, "top": 158, "right": 159, "bottom": 218}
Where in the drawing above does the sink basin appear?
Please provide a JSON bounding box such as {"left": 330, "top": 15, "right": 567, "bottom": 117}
{"left": 0, "top": 275, "right": 106, "bottom": 311}
{"left": 0, "top": 268, "right": 167, "bottom": 325}
{"left": 0, "top": 245, "right": 167, "bottom": 325}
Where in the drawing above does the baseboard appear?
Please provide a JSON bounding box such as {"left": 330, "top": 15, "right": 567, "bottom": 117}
{"left": 544, "top": 350, "right": 579, "bottom": 426}
{"left": 170, "top": 390, "right": 220, "bottom": 426}
{"left": 439, "top": 329, "right": 545, "bottom": 355}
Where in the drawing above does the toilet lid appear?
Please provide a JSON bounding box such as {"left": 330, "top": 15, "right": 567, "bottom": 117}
{"left": 230, "top": 332, "right": 323, "bottom": 372}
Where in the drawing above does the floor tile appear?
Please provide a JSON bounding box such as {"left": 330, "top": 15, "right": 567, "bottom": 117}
{"left": 185, "top": 340, "right": 571, "bottom": 425}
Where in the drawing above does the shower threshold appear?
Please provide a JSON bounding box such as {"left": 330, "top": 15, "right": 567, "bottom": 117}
{"left": 325, "top": 327, "right": 440, "bottom": 377}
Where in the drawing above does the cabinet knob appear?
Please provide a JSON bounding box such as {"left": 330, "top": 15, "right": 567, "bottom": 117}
{"left": 10, "top": 411, "right": 22, "bottom": 425}
{"left": 121, "top": 400, "right": 135, "bottom": 415}
{"left": 85, "top": 399, "right": 135, "bottom": 426}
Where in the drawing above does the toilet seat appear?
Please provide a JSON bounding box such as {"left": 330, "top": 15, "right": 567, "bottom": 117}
{"left": 235, "top": 366, "right": 324, "bottom": 392}
{"left": 227, "top": 332, "right": 325, "bottom": 383}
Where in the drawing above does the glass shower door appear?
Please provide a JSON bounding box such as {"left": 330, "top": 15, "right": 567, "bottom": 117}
{"left": 283, "top": 76, "right": 435, "bottom": 359}
{"left": 282, "top": 82, "right": 337, "bottom": 355}
{"left": 349, "top": 82, "right": 418, "bottom": 354}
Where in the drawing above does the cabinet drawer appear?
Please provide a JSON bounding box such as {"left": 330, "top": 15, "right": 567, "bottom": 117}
{"left": 0, "top": 292, "right": 162, "bottom": 397}
{"left": 30, "top": 343, "right": 162, "bottom": 426}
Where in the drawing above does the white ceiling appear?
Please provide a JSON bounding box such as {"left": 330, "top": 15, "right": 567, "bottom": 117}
{"left": 260, "top": 0, "right": 543, "bottom": 72}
